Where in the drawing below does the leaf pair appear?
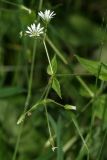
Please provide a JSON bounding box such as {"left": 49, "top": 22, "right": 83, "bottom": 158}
{"left": 47, "top": 55, "right": 62, "bottom": 98}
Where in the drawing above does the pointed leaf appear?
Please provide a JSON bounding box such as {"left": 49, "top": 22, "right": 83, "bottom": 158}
{"left": 47, "top": 55, "right": 57, "bottom": 75}
{"left": 76, "top": 55, "right": 107, "bottom": 81}
{"left": 52, "top": 78, "right": 62, "bottom": 98}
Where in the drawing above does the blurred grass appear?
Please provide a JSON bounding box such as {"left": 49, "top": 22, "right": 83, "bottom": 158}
{"left": 0, "top": 0, "right": 107, "bottom": 160}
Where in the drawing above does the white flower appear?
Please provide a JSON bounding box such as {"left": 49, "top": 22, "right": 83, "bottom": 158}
{"left": 38, "top": 10, "right": 56, "bottom": 22}
{"left": 25, "top": 23, "right": 44, "bottom": 37}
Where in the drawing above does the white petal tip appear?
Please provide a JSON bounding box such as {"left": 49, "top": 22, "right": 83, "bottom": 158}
{"left": 71, "top": 106, "right": 76, "bottom": 110}
{"left": 64, "top": 105, "right": 77, "bottom": 110}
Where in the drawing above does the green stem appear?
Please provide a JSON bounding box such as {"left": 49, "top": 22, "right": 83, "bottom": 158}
{"left": 12, "top": 123, "right": 23, "bottom": 160}
{"left": 71, "top": 114, "right": 89, "bottom": 160}
{"left": 77, "top": 76, "right": 94, "bottom": 97}
{"left": 38, "top": 0, "right": 43, "bottom": 11}
{"left": 1, "top": 0, "right": 21, "bottom": 6}
{"left": 95, "top": 62, "right": 102, "bottom": 95}
{"left": 46, "top": 36, "right": 68, "bottom": 64}
{"left": 1, "top": 0, "right": 31, "bottom": 13}
{"left": 25, "top": 39, "right": 37, "bottom": 108}
{"left": 44, "top": 78, "right": 55, "bottom": 149}
{"left": 97, "top": 129, "right": 107, "bottom": 160}
{"left": 12, "top": 39, "right": 37, "bottom": 160}
{"left": 43, "top": 40, "right": 53, "bottom": 75}
{"left": 40, "top": 80, "right": 51, "bottom": 100}
{"left": 12, "top": 0, "right": 44, "bottom": 159}
{"left": 56, "top": 73, "right": 92, "bottom": 77}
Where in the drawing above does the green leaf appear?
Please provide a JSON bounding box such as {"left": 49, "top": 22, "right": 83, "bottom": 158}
{"left": 52, "top": 78, "right": 62, "bottom": 98}
{"left": 64, "top": 105, "right": 76, "bottom": 110}
{"left": 76, "top": 55, "right": 107, "bottom": 81}
{"left": 102, "top": 63, "right": 107, "bottom": 70}
{"left": 93, "top": 95, "right": 107, "bottom": 128}
{"left": 47, "top": 55, "right": 57, "bottom": 75}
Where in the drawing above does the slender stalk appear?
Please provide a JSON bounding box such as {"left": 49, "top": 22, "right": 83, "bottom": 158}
{"left": 44, "top": 78, "right": 55, "bottom": 149}
{"left": 25, "top": 39, "right": 37, "bottom": 108}
{"left": 77, "top": 81, "right": 106, "bottom": 118}
{"left": 97, "top": 129, "right": 107, "bottom": 160}
{"left": 43, "top": 24, "right": 54, "bottom": 149}
{"left": 89, "top": 20, "right": 106, "bottom": 151}
{"left": 12, "top": 1, "right": 44, "bottom": 159}
{"left": 12, "top": 39, "right": 37, "bottom": 160}
{"left": 12, "top": 123, "right": 22, "bottom": 160}
{"left": 46, "top": 36, "right": 67, "bottom": 64}
{"left": 77, "top": 76, "right": 94, "bottom": 97}
{"left": 56, "top": 73, "right": 92, "bottom": 77}
{"left": 71, "top": 115, "right": 89, "bottom": 160}
{"left": 1, "top": 0, "right": 21, "bottom": 7}
{"left": 43, "top": 40, "right": 53, "bottom": 75}
{"left": 95, "top": 16, "right": 107, "bottom": 94}
{"left": 52, "top": 101, "right": 64, "bottom": 108}
{"left": 38, "top": 0, "right": 43, "bottom": 11}
{"left": 96, "top": 18, "right": 107, "bottom": 160}
{"left": 39, "top": 80, "right": 51, "bottom": 100}
{"left": 1, "top": 0, "right": 31, "bottom": 13}
{"left": 95, "top": 61, "right": 103, "bottom": 95}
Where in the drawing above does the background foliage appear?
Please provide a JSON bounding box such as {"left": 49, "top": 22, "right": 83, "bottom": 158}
{"left": 0, "top": 0, "right": 107, "bottom": 160}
